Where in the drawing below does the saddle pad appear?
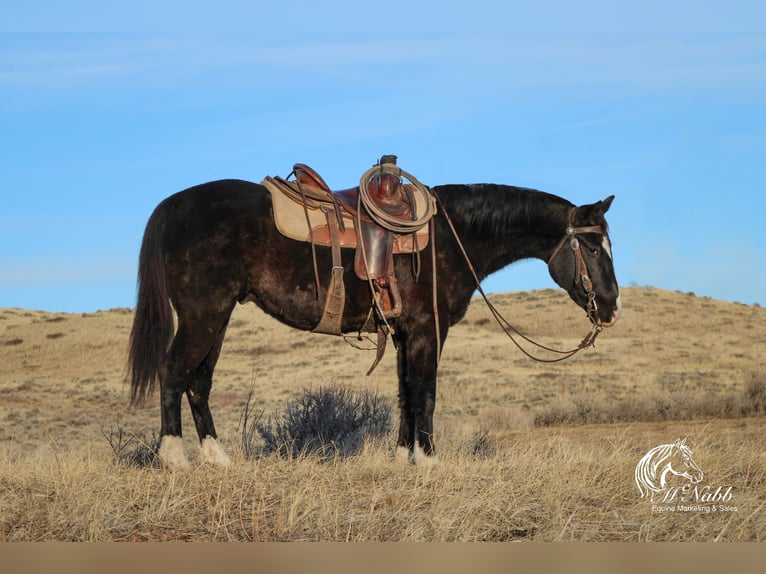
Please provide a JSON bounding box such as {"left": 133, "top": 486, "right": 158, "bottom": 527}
{"left": 262, "top": 177, "right": 429, "bottom": 252}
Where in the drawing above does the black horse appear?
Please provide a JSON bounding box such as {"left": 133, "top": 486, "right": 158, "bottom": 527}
{"left": 128, "top": 178, "right": 621, "bottom": 468}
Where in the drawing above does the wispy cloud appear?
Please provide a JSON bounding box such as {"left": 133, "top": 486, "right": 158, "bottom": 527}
{"left": 3, "top": 33, "right": 764, "bottom": 97}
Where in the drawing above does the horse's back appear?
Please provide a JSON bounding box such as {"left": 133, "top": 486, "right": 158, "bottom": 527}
{"left": 155, "top": 179, "right": 269, "bottom": 241}
{"left": 158, "top": 179, "right": 269, "bottom": 217}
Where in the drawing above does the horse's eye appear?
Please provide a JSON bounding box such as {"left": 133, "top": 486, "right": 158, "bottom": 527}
{"left": 589, "top": 247, "right": 601, "bottom": 257}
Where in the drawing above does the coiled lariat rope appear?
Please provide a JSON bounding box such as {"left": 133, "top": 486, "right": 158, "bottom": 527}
{"left": 358, "top": 163, "right": 435, "bottom": 232}
{"left": 431, "top": 189, "right": 603, "bottom": 363}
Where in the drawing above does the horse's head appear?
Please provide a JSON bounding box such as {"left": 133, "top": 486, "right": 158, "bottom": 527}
{"left": 668, "top": 438, "right": 704, "bottom": 484}
{"left": 547, "top": 196, "right": 621, "bottom": 328}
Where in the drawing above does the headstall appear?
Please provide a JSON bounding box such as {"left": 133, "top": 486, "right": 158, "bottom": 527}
{"left": 548, "top": 207, "right": 605, "bottom": 327}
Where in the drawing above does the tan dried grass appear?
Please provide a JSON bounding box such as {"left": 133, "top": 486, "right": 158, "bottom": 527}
{"left": 1, "top": 287, "right": 764, "bottom": 541}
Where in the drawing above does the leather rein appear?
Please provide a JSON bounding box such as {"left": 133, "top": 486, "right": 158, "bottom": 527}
{"left": 434, "top": 196, "right": 605, "bottom": 363}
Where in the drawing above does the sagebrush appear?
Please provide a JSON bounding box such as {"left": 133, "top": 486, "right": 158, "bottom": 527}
{"left": 241, "top": 386, "right": 392, "bottom": 460}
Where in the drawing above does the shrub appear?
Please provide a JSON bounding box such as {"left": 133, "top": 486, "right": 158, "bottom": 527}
{"left": 241, "top": 386, "right": 392, "bottom": 460}
{"left": 531, "top": 373, "right": 766, "bottom": 427}
{"left": 744, "top": 371, "right": 766, "bottom": 414}
{"left": 102, "top": 425, "right": 161, "bottom": 468}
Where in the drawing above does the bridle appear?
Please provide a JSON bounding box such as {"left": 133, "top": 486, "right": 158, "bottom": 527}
{"left": 548, "top": 207, "right": 605, "bottom": 328}
{"left": 434, "top": 195, "right": 608, "bottom": 362}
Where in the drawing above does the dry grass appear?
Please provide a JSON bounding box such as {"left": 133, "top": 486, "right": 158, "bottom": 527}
{"left": 2, "top": 420, "right": 763, "bottom": 541}
{"left": 0, "top": 287, "right": 764, "bottom": 541}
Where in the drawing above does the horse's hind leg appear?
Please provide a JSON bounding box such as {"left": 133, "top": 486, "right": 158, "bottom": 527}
{"left": 187, "top": 324, "right": 231, "bottom": 466}
{"left": 158, "top": 308, "right": 232, "bottom": 469}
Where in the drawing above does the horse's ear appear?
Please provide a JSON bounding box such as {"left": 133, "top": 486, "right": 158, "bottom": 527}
{"left": 577, "top": 195, "right": 615, "bottom": 224}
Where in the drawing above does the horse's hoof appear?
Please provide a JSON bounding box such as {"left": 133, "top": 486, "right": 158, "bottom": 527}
{"left": 200, "top": 436, "right": 232, "bottom": 467}
{"left": 414, "top": 443, "right": 439, "bottom": 468}
{"left": 158, "top": 435, "right": 192, "bottom": 470}
{"left": 395, "top": 446, "right": 411, "bottom": 466}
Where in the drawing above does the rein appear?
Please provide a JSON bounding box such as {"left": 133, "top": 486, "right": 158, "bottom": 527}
{"left": 432, "top": 192, "right": 604, "bottom": 363}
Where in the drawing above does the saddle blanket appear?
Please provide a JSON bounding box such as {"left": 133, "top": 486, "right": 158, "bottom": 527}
{"left": 261, "top": 177, "right": 430, "bottom": 252}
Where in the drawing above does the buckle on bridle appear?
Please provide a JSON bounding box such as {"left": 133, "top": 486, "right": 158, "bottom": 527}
{"left": 570, "top": 237, "right": 580, "bottom": 250}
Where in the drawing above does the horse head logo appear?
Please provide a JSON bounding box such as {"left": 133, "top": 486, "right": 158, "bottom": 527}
{"left": 634, "top": 438, "right": 704, "bottom": 501}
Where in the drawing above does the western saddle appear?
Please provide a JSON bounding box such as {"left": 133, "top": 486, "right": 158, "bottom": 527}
{"left": 262, "top": 156, "right": 434, "bottom": 365}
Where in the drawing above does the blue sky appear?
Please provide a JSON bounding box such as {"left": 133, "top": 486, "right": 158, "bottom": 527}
{"left": 2, "top": 3, "right": 765, "bottom": 312}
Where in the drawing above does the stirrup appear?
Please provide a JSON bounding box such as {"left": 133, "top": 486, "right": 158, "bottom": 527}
{"left": 372, "top": 276, "right": 402, "bottom": 321}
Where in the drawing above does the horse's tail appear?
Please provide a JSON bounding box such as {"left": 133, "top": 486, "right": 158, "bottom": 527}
{"left": 128, "top": 202, "right": 175, "bottom": 405}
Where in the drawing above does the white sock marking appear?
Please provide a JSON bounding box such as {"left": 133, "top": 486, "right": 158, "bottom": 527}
{"left": 413, "top": 441, "right": 439, "bottom": 468}
{"left": 159, "top": 435, "right": 191, "bottom": 470}
{"left": 395, "top": 446, "right": 411, "bottom": 465}
{"left": 200, "top": 436, "right": 232, "bottom": 466}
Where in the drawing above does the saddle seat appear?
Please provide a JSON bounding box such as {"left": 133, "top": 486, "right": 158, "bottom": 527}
{"left": 292, "top": 163, "right": 413, "bottom": 222}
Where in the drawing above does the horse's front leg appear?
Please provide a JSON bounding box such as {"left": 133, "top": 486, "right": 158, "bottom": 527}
{"left": 411, "top": 375, "right": 438, "bottom": 466}
{"left": 394, "top": 330, "right": 440, "bottom": 466}
{"left": 394, "top": 336, "right": 415, "bottom": 463}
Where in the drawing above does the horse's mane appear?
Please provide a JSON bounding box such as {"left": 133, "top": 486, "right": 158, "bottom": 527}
{"left": 433, "top": 184, "right": 573, "bottom": 237}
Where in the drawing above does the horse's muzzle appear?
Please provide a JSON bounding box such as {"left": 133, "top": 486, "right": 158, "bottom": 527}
{"left": 599, "top": 294, "right": 622, "bottom": 328}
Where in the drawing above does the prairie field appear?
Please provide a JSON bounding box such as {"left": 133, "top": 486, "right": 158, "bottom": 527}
{"left": 0, "top": 286, "right": 764, "bottom": 541}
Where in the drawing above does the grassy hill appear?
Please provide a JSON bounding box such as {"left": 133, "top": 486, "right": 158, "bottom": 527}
{"left": 1, "top": 287, "right": 764, "bottom": 541}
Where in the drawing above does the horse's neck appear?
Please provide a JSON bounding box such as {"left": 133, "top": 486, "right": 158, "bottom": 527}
{"left": 438, "top": 184, "right": 571, "bottom": 278}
